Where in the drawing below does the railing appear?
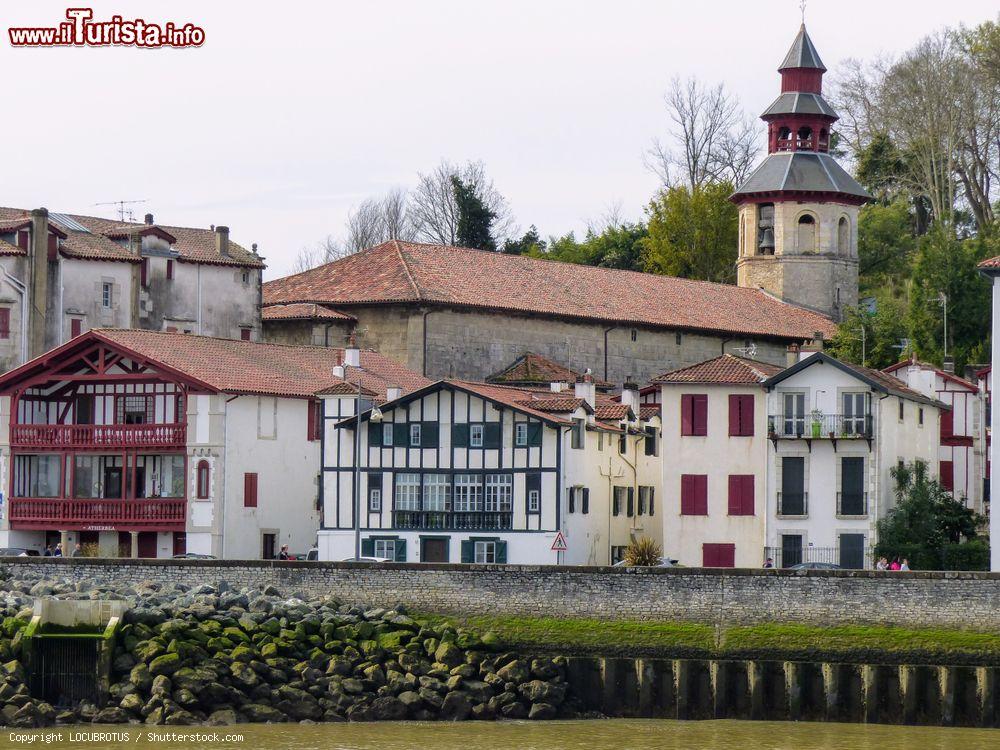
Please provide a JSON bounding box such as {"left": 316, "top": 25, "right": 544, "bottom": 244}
{"left": 764, "top": 545, "right": 873, "bottom": 570}
{"left": 8, "top": 498, "right": 186, "bottom": 530}
{"left": 393, "top": 511, "right": 513, "bottom": 531}
{"left": 768, "top": 414, "right": 872, "bottom": 440}
{"left": 837, "top": 491, "right": 869, "bottom": 516}
{"left": 10, "top": 423, "right": 186, "bottom": 450}
{"left": 777, "top": 491, "right": 808, "bottom": 516}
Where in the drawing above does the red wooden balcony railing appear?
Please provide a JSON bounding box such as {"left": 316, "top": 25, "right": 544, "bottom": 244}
{"left": 7, "top": 498, "right": 186, "bottom": 531}
{"left": 10, "top": 423, "right": 186, "bottom": 450}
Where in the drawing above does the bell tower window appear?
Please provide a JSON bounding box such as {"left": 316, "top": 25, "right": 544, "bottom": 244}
{"left": 796, "top": 126, "right": 813, "bottom": 150}
{"left": 797, "top": 214, "right": 817, "bottom": 253}
{"left": 757, "top": 204, "right": 775, "bottom": 255}
{"left": 838, "top": 216, "right": 849, "bottom": 254}
{"left": 777, "top": 126, "right": 792, "bottom": 151}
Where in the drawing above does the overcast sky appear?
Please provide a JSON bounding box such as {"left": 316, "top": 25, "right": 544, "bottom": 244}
{"left": 2, "top": 1, "right": 997, "bottom": 278}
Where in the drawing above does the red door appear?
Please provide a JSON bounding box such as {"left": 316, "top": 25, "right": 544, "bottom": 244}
{"left": 703, "top": 543, "right": 736, "bottom": 568}
{"left": 172, "top": 532, "right": 186, "bottom": 557}
{"left": 137, "top": 532, "right": 158, "bottom": 559}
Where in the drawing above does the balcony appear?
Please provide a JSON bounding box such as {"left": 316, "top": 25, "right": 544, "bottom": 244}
{"left": 768, "top": 414, "right": 872, "bottom": 445}
{"left": 11, "top": 423, "right": 186, "bottom": 450}
{"left": 393, "top": 511, "right": 514, "bottom": 531}
{"left": 837, "top": 491, "right": 869, "bottom": 516}
{"left": 7, "top": 498, "right": 186, "bottom": 531}
{"left": 777, "top": 491, "right": 808, "bottom": 517}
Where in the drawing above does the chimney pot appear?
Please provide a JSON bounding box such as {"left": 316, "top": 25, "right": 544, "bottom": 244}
{"left": 215, "top": 225, "right": 230, "bottom": 257}
{"left": 344, "top": 346, "right": 360, "bottom": 368}
{"left": 386, "top": 385, "right": 403, "bottom": 401}
{"left": 144, "top": 213, "right": 154, "bottom": 225}
{"left": 574, "top": 375, "right": 596, "bottom": 408}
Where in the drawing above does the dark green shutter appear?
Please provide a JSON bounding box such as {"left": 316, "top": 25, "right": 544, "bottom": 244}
{"left": 582, "top": 488, "right": 590, "bottom": 514}
{"left": 627, "top": 487, "right": 635, "bottom": 517}
{"left": 495, "top": 541, "right": 507, "bottom": 564}
{"left": 568, "top": 488, "right": 575, "bottom": 513}
{"left": 421, "top": 422, "right": 439, "bottom": 448}
{"left": 460, "top": 540, "right": 474, "bottom": 563}
{"left": 393, "top": 423, "right": 409, "bottom": 447}
{"left": 395, "top": 539, "right": 407, "bottom": 562}
{"left": 612, "top": 490, "right": 620, "bottom": 516}
{"left": 484, "top": 422, "right": 501, "bottom": 449}
{"left": 361, "top": 538, "right": 374, "bottom": 557}
{"left": 452, "top": 423, "right": 469, "bottom": 447}
{"left": 528, "top": 422, "right": 542, "bottom": 447}
{"left": 649, "top": 488, "right": 655, "bottom": 516}
{"left": 368, "top": 423, "right": 382, "bottom": 446}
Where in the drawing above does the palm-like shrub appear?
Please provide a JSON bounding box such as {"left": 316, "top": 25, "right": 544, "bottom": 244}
{"left": 623, "top": 537, "right": 662, "bottom": 566}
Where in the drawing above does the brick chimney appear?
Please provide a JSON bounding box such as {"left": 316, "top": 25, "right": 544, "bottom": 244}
{"left": 786, "top": 343, "right": 801, "bottom": 367}
{"left": 29, "top": 208, "right": 49, "bottom": 358}
{"left": 344, "top": 334, "right": 360, "bottom": 367}
{"left": 574, "top": 371, "right": 596, "bottom": 408}
{"left": 215, "top": 225, "right": 230, "bottom": 257}
{"left": 620, "top": 377, "right": 640, "bottom": 413}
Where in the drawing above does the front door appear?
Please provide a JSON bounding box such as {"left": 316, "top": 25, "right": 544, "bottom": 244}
{"left": 421, "top": 538, "right": 449, "bottom": 563}
{"left": 839, "top": 533, "right": 866, "bottom": 569}
{"left": 133, "top": 466, "right": 146, "bottom": 499}
{"left": 137, "top": 532, "right": 157, "bottom": 558}
{"left": 781, "top": 534, "right": 803, "bottom": 568}
{"left": 262, "top": 533, "right": 277, "bottom": 560}
{"left": 172, "top": 532, "right": 186, "bottom": 557}
{"left": 103, "top": 467, "right": 122, "bottom": 499}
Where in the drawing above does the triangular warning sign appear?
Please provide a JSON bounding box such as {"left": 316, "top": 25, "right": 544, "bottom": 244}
{"left": 550, "top": 531, "right": 568, "bottom": 551}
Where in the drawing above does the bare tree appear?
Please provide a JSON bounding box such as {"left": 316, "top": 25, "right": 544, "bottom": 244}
{"left": 647, "top": 77, "right": 761, "bottom": 189}
{"left": 409, "top": 160, "right": 516, "bottom": 246}
{"left": 827, "top": 56, "right": 892, "bottom": 160}
{"left": 291, "top": 235, "right": 348, "bottom": 274}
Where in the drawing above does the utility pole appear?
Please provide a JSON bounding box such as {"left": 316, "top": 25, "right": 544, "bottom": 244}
{"left": 938, "top": 291, "right": 949, "bottom": 363}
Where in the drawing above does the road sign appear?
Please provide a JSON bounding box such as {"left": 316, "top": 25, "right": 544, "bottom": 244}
{"left": 550, "top": 531, "right": 568, "bottom": 552}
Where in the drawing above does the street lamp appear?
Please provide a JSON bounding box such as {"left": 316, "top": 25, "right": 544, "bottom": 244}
{"left": 353, "top": 383, "right": 382, "bottom": 559}
{"left": 937, "top": 291, "right": 949, "bottom": 363}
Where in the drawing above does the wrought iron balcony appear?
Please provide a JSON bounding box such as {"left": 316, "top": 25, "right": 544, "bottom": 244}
{"left": 393, "top": 511, "right": 513, "bottom": 531}
{"left": 837, "top": 491, "right": 869, "bottom": 516}
{"left": 768, "top": 414, "right": 872, "bottom": 440}
{"left": 7, "top": 498, "right": 186, "bottom": 531}
{"left": 10, "top": 423, "right": 187, "bottom": 450}
{"left": 777, "top": 491, "right": 808, "bottom": 517}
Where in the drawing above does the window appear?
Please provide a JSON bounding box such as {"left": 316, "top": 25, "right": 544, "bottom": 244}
{"left": 627, "top": 487, "right": 635, "bottom": 517}
{"left": 939, "top": 460, "right": 954, "bottom": 492}
{"left": 727, "top": 475, "right": 755, "bottom": 516}
{"left": 781, "top": 534, "right": 803, "bottom": 568}
{"left": 842, "top": 392, "right": 868, "bottom": 435}
{"left": 240, "top": 328, "right": 251, "bottom": 341}
{"left": 409, "top": 423, "right": 422, "bottom": 447}
{"left": 242, "top": 270, "right": 251, "bottom": 284}
{"left": 838, "top": 216, "right": 850, "bottom": 254}
{"left": 681, "top": 394, "right": 708, "bottom": 436}
{"left": 382, "top": 423, "right": 393, "bottom": 447}
{"left": 244, "top": 472, "right": 258, "bottom": 508}
{"left": 680, "top": 475, "right": 708, "bottom": 515}
{"left": 597, "top": 431, "right": 603, "bottom": 451}
{"left": 581, "top": 487, "right": 589, "bottom": 514}
{"left": 422, "top": 474, "right": 451, "bottom": 512}
{"left": 454, "top": 474, "right": 483, "bottom": 512}
{"left": 642, "top": 486, "right": 655, "bottom": 516}
{"left": 618, "top": 430, "right": 627, "bottom": 455}
{"left": 779, "top": 457, "right": 806, "bottom": 515}
{"left": 374, "top": 538, "right": 396, "bottom": 560}
{"left": 70, "top": 318, "right": 82, "bottom": 338}
{"left": 166, "top": 259, "right": 174, "bottom": 280}
{"left": 394, "top": 473, "right": 421, "bottom": 511}
{"left": 675, "top": 332, "right": 683, "bottom": 345}
{"left": 839, "top": 456, "right": 866, "bottom": 514}
{"left": 307, "top": 400, "right": 322, "bottom": 441}
{"left": 644, "top": 426, "right": 658, "bottom": 456}
{"left": 118, "top": 395, "right": 153, "bottom": 424}
{"left": 611, "top": 545, "right": 627, "bottom": 565}
{"left": 470, "top": 423, "right": 484, "bottom": 447}
{"left": 797, "top": 215, "right": 817, "bottom": 253}
{"left": 703, "top": 543, "right": 736, "bottom": 568}
{"left": 631, "top": 329, "right": 637, "bottom": 342}
{"left": 528, "top": 490, "right": 540, "bottom": 513}
{"left": 0, "top": 308, "right": 10, "bottom": 339}
{"left": 613, "top": 486, "right": 626, "bottom": 516}
{"left": 515, "top": 422, "right": 528, "bottom": 447}
{"left": 941, "top": 409, "right": 954, "bottom": 439}
{"left": 782, "top": 393, "right": 806, "bottom": 436}
{"left": 526, "top": 473, "right": 541, "bottom": 513}
{"left": 757, "top": 203, "right": 775, "bottom": 254}
{"left": 918, "top": 408, "right": 924, "bottom": 426}
{"left": 101, "top": 282, "right": 113, "bottom": 308}
{"left": 196, "top": 460, "right": 210, "bottom": 499}
{"left": 474, "top": 540, "right": 496, "bottom": 564}
{"left": 571, "top": 418, "right": 585, "bottom": 449}
{"left": 729, "top": 395, "right": 754, "bottom": 436}
{"left": 898, "top": 399, "right": 905, "bottom": 421}
{"left": 140, "top": 259, "right": 148, "bottom": 288}
{"left": 368, "top": 474, "right": 382, "bottom": 511}
{"left": 485, "top": 474, "right": 512, "bottom": 512}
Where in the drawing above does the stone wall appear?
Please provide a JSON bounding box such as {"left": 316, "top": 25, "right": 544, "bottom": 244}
{"left": 5, "top": 558, "right": 999, "bottom": 631}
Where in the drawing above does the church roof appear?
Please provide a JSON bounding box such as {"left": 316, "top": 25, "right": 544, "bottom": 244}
{"left": 761, "top": 92, "right": 837, "bottom": 119}
{"left": 779, "top": 24, "right": 826, "bottom": 71}
{"left": 732, "top": 151, "right": 871, "bottom": 201}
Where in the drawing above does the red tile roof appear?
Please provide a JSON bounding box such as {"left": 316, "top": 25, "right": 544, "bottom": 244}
{"left": 0, "top": 207, "right": 264, "bottom": 268}
{"left": 262, "top": 303, "right": 356, "bottom": 322}
{"left": 979, "top": 256, "right": 1000, "bottom": 270}
{"left": 883, "top": 359, "right": 978, "bottom": 393}
{"left": 487, "top": 352, "right": 613, "bottom": 389}
{"left": 652, "top": 354, "right": 783, "bottom": 384}
{"left": 263, "top": 240, "right": 837, "bottom": 341}
{"left": 0, "top": 237, "right": 23, "bottom": 257}
{"left": 639, "top": 404, "right": 661, "bottom": 420}
{"left": 594, "top": 402, "right": 630, "bottom": 420}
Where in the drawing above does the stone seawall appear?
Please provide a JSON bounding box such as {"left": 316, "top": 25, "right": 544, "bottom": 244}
{"left": 4, "top": 558, "right": 999, "bottom": 631}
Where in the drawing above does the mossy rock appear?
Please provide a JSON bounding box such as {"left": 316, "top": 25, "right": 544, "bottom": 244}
{"left": 260, "top": 642, "right": 279, "bottom": 659}
{"left": 481, "top": 631, "right": 503, "bottom": 651}
{"left": 200, "top": 620, "right": 223, "bottom": 636}
{"left": 376, "top": 631, "right": 411, "bottom": 651}
{"left": 134, "top": 640, "right": 165, "bottom": 663}
{"left": 148, "top": 653, "right": 182, "bottom": 677}
{"left": 356, "top": 622, "right": 376, "bottom": 640}
{"left": 222, "top": 627, "right": 250, "bottom": 644}
{"left": 206, "top": 637, "right": 235, "bottom": 653}
{"left": 231, "top": 645, "right": 256, "bottom": 664}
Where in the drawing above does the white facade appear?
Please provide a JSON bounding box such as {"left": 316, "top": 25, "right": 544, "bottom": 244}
{"left": 990, "top": 272, "right": 1000, "bottom": 570}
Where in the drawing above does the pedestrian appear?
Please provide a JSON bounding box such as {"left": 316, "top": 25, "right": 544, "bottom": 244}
{"left": 876, "top": 556, "right": 888, "bottom": 571}
{"left": 278, "top": 544, "right": 290, "bottom": 561}
{"left": 763, "top": 557, "right": 774, "bottom": 568}
{"left": 889, "top": 557, "right": 900, "bottom": 571}
{"left": 71, "top": 543, "right": 82, "bottom": 558}
{"left": 53, "top": 543, "right": 63, "bottom": 557}
{"left": 43, "top": 545, "right": 52, "bottom": 557}
{"left": 900, "top": 558, "right": 910, "bottom": 571}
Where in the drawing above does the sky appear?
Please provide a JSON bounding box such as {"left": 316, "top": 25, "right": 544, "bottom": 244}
{"left": 1, "top": 1, "right": 997, "bottom": 278}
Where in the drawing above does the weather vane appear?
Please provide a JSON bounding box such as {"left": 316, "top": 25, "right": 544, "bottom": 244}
{"left": 800, "top": 0, "right": 807, "bottom": 23}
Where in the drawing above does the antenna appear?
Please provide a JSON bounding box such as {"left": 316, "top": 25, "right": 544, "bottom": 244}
{"left": 800, "top": 0, "right": 807, "bottom": 23}
{"left": 734, "top": 343, "right": 758, "bottom": 359}
{"left": 93, "top": 199, "right": 149, "bottom": 222}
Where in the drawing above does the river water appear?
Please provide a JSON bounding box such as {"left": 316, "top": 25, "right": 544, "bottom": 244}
{"left": 5, "top": 720, "right": 996, "bottom": 750}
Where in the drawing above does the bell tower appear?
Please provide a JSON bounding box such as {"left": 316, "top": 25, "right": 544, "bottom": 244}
{"left": 732, "top": 25, "right": 871, "bottom": 322}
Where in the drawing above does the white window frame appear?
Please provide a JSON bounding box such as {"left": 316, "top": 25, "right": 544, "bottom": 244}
{"left": 474, "top": 540, "right": 496, "bottom": 564}
{"left": 841, "top": 391, "right": 868, "bottom": 435}
{"left": 409, "top": 423, "right": 422, "bottom": 447}
{"left": 374, "top": 538, "right": 395, "bottom": 560}
{"left": 101, "top": 282, "right": 113, "bottom": 309}
{"left": 782, "top": 391, "right": 806, "bottom": 436}
{"left": 485, "top": 474, "right": 513, "bottom": 512}
{"left": 422, "top": 474, "right": 451, "bottom": 512}
{"left": 394, "top": 473, "right": 421, "bottom": 511}
{"left": 369, "top": 488, "right": 382, "bottom": 512}
{"left": 469, "top": 423, "right": 484, "bottom": 448}
{"left": 382, "top": 423, "right": 393, "bottom": 447}
{"left": 528, "top": 489, "right": 540, "bottom": 513}
{"left": 515, "top": 422, "right": 528, "bottom": 447}
{"left": 454, "top": 474, "right": 483, "bottom": 512}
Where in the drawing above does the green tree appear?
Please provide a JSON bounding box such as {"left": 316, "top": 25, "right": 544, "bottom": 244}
{"left": 857, "top": 199, "right": 917, "bottom": 290}
{"left": 875, "top": 461, "right": 987, "bottom": 570}
{"left": 451, "top": 176, "right": 496, "bottom": 251}
{"left": 856, "top": 132, "right": 909, "bottom": 205}
{"left": 585, "top": 222, "right": 648, "bottom": 271}
{"left": 640, "top": 181, "right": 738, "bottom": 283}
{"left": 828, "top": 292, "right": 909, "bottom": 370}
{"left": 501, "top": 225, "right": 546, "bottom": 255}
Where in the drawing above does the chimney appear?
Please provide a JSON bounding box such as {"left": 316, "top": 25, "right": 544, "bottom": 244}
{"left": 550, "top": 381, "right": 567, "bottom": 393}
{"left": 332, "top": 364, "right": 345, "bottom": 379}
{"left": 943, "top": 356, "right": 955, "bottom": 374}
{"left": 574, "top": 371, "right": 596, "bottom": 408}
{"left": 786, "top": 343, "right": 800, "bottom": 367}
{"left": 621, "top": 377, "right": 640, "bottom": 413}
{"left": 386, "top": 385, "right": 403, "bottom": 401}
{"left": 812, "top": 331, "right": 825, "bottom": 350}
{"left": 215, "top": 225, "right": 230, "bottom": 257}
{"left": 29, "top": 208, "right": 50, "bottom": 358}
{"left": 144, "top": 213, "right": 154, "bottom": 225}
{"left": 344, "top": 334, "right": 361, "bottom": 367}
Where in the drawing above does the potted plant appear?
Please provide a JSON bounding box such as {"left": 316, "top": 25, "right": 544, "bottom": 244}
{"left": 767, "top": 416, "right": 776, "bottom": 438}
{"left": 810, "top": 409, "right": 824, "bottom": 438}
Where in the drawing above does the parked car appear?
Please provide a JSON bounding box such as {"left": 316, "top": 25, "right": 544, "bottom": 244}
{"left": 341, "top": 556, "right": 393, "bottom": 563}
{"left": 0, "top": 547, "right": 39, "bottom": 557}
{"left": 172, "top": 553, "right": 217, "bottom": 560}
{"left": 306, "top": 548, "right": 319, "bottom": 561}
{"left": 612, "top": 557, "right": 681, "bottom": 568}
{"left": 788, "top": 561, "right": 842, "bottom": 570}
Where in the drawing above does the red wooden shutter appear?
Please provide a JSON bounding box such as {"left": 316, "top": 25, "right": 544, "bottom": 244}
{"left": 70, "top": 318, "right": 82, "bottom": 338}
{"left": 197, "top": 460, "right": 210, "bottom": 499}
{"left": 0, "top": 308, "right": 9, "bottom": 339}
{"left": 739, "top": 396, "right": 754, "bottom": 436}
{"left": 244, "top": 473, "right": 258, "bottom": 507}
{"left": 693, "top": 395, "right": 708, "bottom": 436}
{"left": 941, "top": 409, "right": 954, "bottom": 439}
{"left": 702, "top": 545, "right": 716, "bottom": 567}
{"left": 695, "top": 474, "right": 708, "bottom": 514}
{"left": 939, "top": 461, "right": 954, "bottom": 491}
{"left": 741, "top": 475, "right": 754, "bottom": 515}
{"left": 241, "top": 328, "right": 251, "bottom": 341}
{"left": 17, "top": 230, "right": 28, "bottom": 250}
{"left": 47, "top": 233, "right": 58, "bottom": 261}
{"left": 703, "top": 543, "right": 735, "bottom": 568}
{"left": 681, "top": 395, "right": 693, "bottom": 435}
{"left": 728, "top": 395, "right": 740, "bottom": 436}
{"left": 681, "top": 475, "right": 693, "bottom": 515}
{"left": 728, "top": 475, "right": 741, "bottom": 515}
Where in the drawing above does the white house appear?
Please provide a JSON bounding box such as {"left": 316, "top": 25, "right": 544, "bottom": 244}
{"left": 979, "top": 253, "right": 1000, "bottom": 569}
{"left": 0, "top": 330, "right": 422, "bottom": 559}
{"left": 653, "top": 355, "right": 781, "bottom": 568}
{"left": 319, "top": 375, "right": 662, "bottom": 565}
{"left": 884, "top": 357, "right": 985, "bottom": 513}
{"left": 761, "top": 350, "right": 945, "bottom": 568}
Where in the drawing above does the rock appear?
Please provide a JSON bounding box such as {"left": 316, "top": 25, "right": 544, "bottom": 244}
{"left": 417, "top": 687, "right": 444, "bottom": 709}
{"left": 1, "top": 660, "right": 26, "bottom": 684}
{"left": 434, "top": 641, "right": 463, "bottom": 668}
{"left": 129, "top": 663, "right": 153, "bottom": 692}
{"left": 528, "top": 702, "right": 557, "bottom": 720}
{"left": 461, "top": 679, "right": 494, "bottom": 704}
{"left": 530, "top": 657, "right": 560, "bottom": 680}
{"left": 112, "top": 652, "right": 136, "bottom": 672}
{"left": 150, "top": 675, "right": 172, "bottom": 697}
{"left": 230, "top": 662, "right": 259, "bottom": 688}
{"left": 367, "top": 696, "right": 408, "bottom": 720}
{"left": 397, "top": 690, "right": 423, "bottom": 711}
{"left": 472, "top": 702, "right": 496, "bottom": 720}
{"left": 207, "top": 708, "right": 238, "bottom": 726}
{"left": 241, "top": 703, "right": 286, "bottom": 723}
{"left": 439, "top": 691, "right": 472, "bottom": 721}
{"left": 164, "top": 708, "right": 198, "bottom": 725}
{"left": 519, "top": 679, "right": 567, "bottom": 706}
{"left": 149, "top": 653, "right": 182, "bottom": 676}
{"left": 341, "top": 677, "right": 364, "bottom": 694}
{"left": 119, "top": 693, "right": 144, "bottom": 714}
{"left": 93, "top": 706, "right": 130, "bottom": 724}
{"left": 496, "top": 659, "right": 530, "bottom": 685}
{"left": 172, "top": 688, "right": 200, "bottom": 710}
{"left": 481, "top": 631, "right": 502, "bottom": 651}
{"left": 500, "top": 701, "right": 528, "bottom": 719}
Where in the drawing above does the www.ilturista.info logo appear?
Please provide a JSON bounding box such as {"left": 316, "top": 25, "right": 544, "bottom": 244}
{"left": 9, "top": 8, "right": 204, "bottom": 48}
